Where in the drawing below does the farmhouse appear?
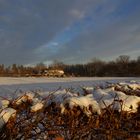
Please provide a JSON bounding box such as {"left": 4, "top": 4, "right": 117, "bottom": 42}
{"left": 44, "top": 69, "right": 64, "bottom": 77}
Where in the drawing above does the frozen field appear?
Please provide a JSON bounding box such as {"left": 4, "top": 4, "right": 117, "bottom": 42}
{"left": 0, "top": 77, "right": 140, "bottom": 98}
{"left": 0, "top": 77, "right": 140, "bottom": 139}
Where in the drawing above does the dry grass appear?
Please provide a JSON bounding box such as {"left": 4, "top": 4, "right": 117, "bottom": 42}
{"left": 0, "top": 99, "right": 140, "bottom": 140}
{"left": 0, "top": 83, "right": 140, "bottom": 140}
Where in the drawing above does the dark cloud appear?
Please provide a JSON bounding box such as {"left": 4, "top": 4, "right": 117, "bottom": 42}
{"left": 0, "top": 0, "right": 140, "bottom": 65}
{"left": 52, "top": 12, "right": 140, "bottom": 63}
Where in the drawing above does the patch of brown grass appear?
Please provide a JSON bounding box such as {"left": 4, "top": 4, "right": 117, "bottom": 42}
{"left": 0, "top": 100, "right": 139, "bottom": 140}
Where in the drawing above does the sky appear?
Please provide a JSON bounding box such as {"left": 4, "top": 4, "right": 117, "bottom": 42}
{"left": 0, "top": 0, "right": 140, "bottom": 66}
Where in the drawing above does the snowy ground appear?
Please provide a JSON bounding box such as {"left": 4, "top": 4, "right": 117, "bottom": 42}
{"left": 0, "top": 77, "right": 140, "bottom": 139}
{"left": 0, "top": 77, "right": 140, "bottom": 99}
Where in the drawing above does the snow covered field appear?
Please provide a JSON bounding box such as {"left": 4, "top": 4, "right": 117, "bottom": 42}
{"left": 0, "top": 77, "right": 140, "bottom": 98}
{"left": 0, "top": 77, "right": 140, "bottom": 139}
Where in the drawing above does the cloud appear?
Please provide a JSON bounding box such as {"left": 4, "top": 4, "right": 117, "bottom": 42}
{"left": 41, "top": 2, "right": 140, "bottom": 63}
{"left": 0, "top": 0, "right": 140, "bottom": 65}
{"left": 69, "top": 9, "right": 85, "bottom": 19}
{"left": 0, "top": 0, "right": 101, "bottom": 65}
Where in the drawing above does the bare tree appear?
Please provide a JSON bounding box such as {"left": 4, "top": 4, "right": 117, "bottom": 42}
{"left": 137, "top": 56, "right": 140, "bottom": 62}
{"left": 50, "top": 60, "right": 65, "bottom": 70}
{"left": 116, "top": 55, "right": 130, "bottom": 64}
{"left": 35, "top": 62, "right": 46, "bottom": 71}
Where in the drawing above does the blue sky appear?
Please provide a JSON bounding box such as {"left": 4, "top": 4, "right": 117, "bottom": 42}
{"left": 0, "top": 0, "right": 140, "bottom": 65}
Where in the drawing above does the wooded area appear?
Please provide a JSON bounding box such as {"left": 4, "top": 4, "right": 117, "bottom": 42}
{"left": 0, "top": 55, "right": 140, "bottom": 77}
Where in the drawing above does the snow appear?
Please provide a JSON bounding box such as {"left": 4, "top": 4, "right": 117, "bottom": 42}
{"left": 0, "top": 99, "right": 10, "bottom": 109}
{"left": 60, "top": 94, "right": 101, "bottom": 116}
{"left": 0, "top": 77, "right": 139, "bottom": 98}
{"left": 13, "top": 95, "right": 29, "bottom": 105}
{"left": 0, "top": 77, "right": 140, "bottom": 130}
{"left": 0, "top": 108, "right": 16, "bottom": 129}
{"left": 92, "top": 88, "right": 140, "bottom": 112}
{"left": 119, "top": 83, "right": 140, "bottom": 90}
{"left": 43, "top": 89, "right": 78, "bottom": 105}
{"left": 31, "top": 102, "right": 44, "bottom": 112}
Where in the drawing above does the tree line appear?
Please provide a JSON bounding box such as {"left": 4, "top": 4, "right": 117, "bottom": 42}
{"left": 57, "top": 55, "right": 140, "bottom": 77}
{"left": 0, "top": 55, "right": 140, "bottom": 77}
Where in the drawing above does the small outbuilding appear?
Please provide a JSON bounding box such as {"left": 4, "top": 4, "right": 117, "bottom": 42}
{"left": 44, "top": 69, "right": 64, "bottom": 77}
